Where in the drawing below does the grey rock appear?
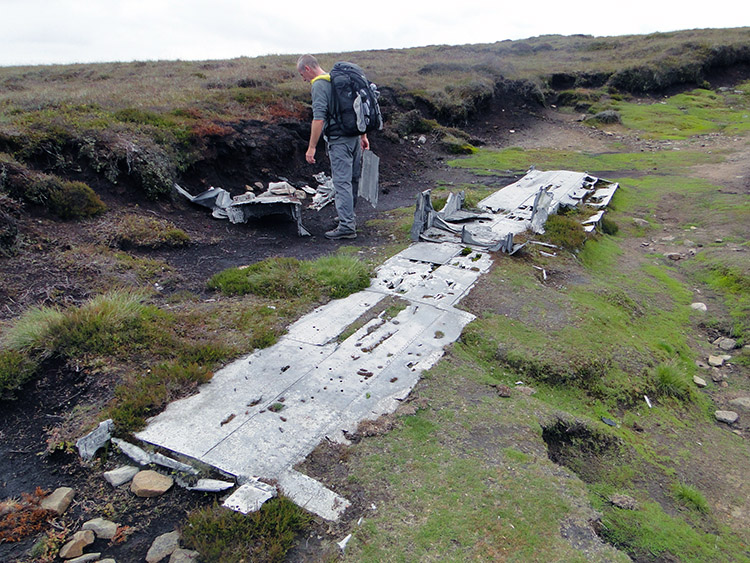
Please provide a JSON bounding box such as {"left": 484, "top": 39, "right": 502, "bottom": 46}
{"left": 94, "top": 559, "right": 116, "bottom": 563}
{"left": 82, "top": 517, "right": 118, "bottom": 539}
{"left": 76, "top": 419, "right": 114, "bottom": 461}
{"left": 40, "top": 486, "right": 75, "bottom": 515}
{"left": 715, "top": 410, "right": 739, "bottom": 424}
{"left": 690, "top": 302, "right": 707, "bottom": 312}
{"left": 666, "top": 252, "right": 682, "bottom": 261}
{"left": 708, "top": 355, "right": 725, "bottom": 367}
{"left": 131, "top": 470, "right": 174, "bottom": 498}
{"left": 103, "top": 465, "right": 139, "bottom": 487}
{"left": 729, "top": 397, "right": 750, "bottom": 412}
{"left": 59, "top": 530, "right": 95, "bottom": 559}
{"left": 713, "top": 337, "right": 737, "bottom": 351}
{"left": 632, "top": 218, "right": 650, "bottom": 228}
{"left": 693, "top": 376, "right": 707, "bottom": 388}
{"left": 711, "top": 369, "right": 725, "bottom": 382}
{"left": 590, "top": 109, "right": 621, "bottom": 124}
{"left": 609, "top": 493, "right": 638, "bottom": 510}
{"left": 169, "top": 548, "right": 200, "bottom": 562}
{"left": 66, "top": 554, "right": 101, "bottom": 563}
{"left": 146, "top": 530, "right": 180, "bottom": 563}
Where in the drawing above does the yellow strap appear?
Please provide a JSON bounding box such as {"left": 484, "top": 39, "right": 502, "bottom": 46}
{"left": 311, "top": 73, "right": 331, "bottom": 84}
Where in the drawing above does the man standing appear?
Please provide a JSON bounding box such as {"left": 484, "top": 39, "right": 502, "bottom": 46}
{"left": 297, "top": 54, "right": 369, "bottom": 240}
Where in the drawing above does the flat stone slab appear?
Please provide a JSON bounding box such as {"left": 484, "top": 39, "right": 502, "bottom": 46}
{"left": 715, "top": 410, "right": 739, "bottom": 424}
{"left": 40, "top": 486, "right": 75, "bottom": 515}
{"left": 103, "top": 465, "right": 139, "bottom": 487}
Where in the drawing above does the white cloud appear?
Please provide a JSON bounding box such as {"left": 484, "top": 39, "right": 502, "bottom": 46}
{"left": 1, "top": 0, "right": 748, "bottom": 66}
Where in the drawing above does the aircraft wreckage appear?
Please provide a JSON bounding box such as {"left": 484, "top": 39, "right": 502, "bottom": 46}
{"left": 173, "top": 150, "right": 380, "bottom": 237}
{"left": 132, "top": 168, "right": 618, "bottom": 522}
{"left": 411, "top": 168, "right": 618, "bottom": 253}
{"left": 175, "top": 165, "right": 616, "bottom": 252}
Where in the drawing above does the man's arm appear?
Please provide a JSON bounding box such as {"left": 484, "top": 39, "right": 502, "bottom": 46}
{"left": 306, "top": 119, "right": 324, "bottom": 164}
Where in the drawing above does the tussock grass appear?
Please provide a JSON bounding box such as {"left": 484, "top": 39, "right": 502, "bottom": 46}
{"left": 107, "top": 361, "right": 214, "bottom": 431}
{"left": 671, "top": 482, "right": 710, "bottom": 513}
{"left": 207, "top": 253, "right": 371, "bottom": 300}
{"left": 181, "top": 498, "right": 311, "bottom": 563}
{"left": 652, "top": 362, "right": 694, "bottom": 402}
{"left": 105, "top": 214, "right": 190, "bottom": 249}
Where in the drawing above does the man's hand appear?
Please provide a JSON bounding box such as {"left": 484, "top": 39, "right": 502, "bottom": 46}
{"left": 306, "top": 119, "right": 324, "bottom": 164}
{"left": 361, "top": 134, "right": 370, "bottom": 151}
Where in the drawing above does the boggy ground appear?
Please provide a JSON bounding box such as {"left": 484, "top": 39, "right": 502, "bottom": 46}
{"left": 2, "top": 82, "right": 749, "bottom": 561}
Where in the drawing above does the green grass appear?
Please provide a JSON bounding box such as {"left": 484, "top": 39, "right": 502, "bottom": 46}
{"left": 207, "top": 252, "right": 372, "bottom": 300}
{"left": 2, "top": 289, "right": 149, "bottom": 359}
{"left": 448, "top": 147, "right": 723, "bottom": 176}
{"left": 600, "top": 501, "right": 745, "bottom": 562}
{"left": 181, "top": 498, "right": 311, "bottom": 563}
{"left": 609, "top": 85, "right": 750, "bottom": 140}
{"left": 671, "top": 482, "right": 710, "bottom": 513}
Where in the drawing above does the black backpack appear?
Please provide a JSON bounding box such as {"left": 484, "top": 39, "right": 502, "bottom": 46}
{"left": 328, "top": 62, "right": 383, "bottom": 137}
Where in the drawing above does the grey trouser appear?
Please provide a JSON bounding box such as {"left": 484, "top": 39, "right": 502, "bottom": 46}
{"left": 328, "top": 136, "right": 362, "bottom": 232}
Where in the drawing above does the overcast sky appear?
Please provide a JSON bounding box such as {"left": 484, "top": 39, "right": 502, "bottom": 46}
{"left": 2, "top": 0, "right": 749, "bottom": 67}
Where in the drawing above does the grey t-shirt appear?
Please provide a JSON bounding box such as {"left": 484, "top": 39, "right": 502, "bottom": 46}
{"left": 311, "top": 75, "right": 348, "bottom": 144}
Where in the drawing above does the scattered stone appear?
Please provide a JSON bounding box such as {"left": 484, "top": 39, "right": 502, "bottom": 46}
{"left": 665, "top": 252, "right": 682, "bottom": 261}
{"left": 708, "top": 355, "right": 725, "bottom": 367}
{"left": 693, "top": 376, "right": 707, "bottom": 388}
{"left": 695, "top": 359, "right": 709, "bottom": 369}
{"left": 40, "top": 486, "right": 75, "bottom": 515}
{"left": 711, "top": 369, "right": 724, "bottom": 383}
{"left": 131, "top": 470, "right": 174, "bottom": 498}
{"left": 66, "top": 554, "right": 101, "bottom": 563}
{"left": 493, "top": 384, "right": 512, "bottom": 397}
{"left": 690, "top": 302, "right": 707, "bottom": 312}
{"left": 82, "top": 517, "right": 118, "bottom": 539}
{"left": 103, "top": 465, "right": 140, "bottom": 487}
{"left": 632, "top": 218, "right": 650, "bottom": 228}
{"left": 729, "top": 397, "right": 750, "bottom": 412}
{"left": 715, "top": 411, "right": 739, "bottom": 424}
{"left": 59, "top": 530, "right": 95, "bottom": 559}
{"left": 609, "top": 494, "right": 638, "bottom": 510}
{"left": 713, "top": 336, "right": 737, "bottom": 351}
{"left": 417, "top": 135, "right": 427, "bottom": 144}
{"left": 516, "top": 386, "right": 536, "bottom": 396}
{"left": 169, "top": 548, "right": 200, "bottom": 562}
{"left": 76, "top": 419, "right": 114, "bottom": 461}
{"left": 96, "top": 560, "right": 117, "bottom": 563}
{"left": 146, "top": 530, "right": 180, "bottom": 563}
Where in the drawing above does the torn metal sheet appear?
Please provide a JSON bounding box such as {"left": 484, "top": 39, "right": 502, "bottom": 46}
{"left": 136, "top": 244, "right": 488, "bottom": 521}
{"left": 360, "top": 149, "right": 380, "bottom": 208}
{"left": 410, "top": 169, "right": 618, "bottom": 249}
{"left": 175, "top": 183, "right": 311, "bottom": 237}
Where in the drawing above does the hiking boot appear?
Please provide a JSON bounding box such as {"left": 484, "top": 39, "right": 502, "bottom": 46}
{"left": 324, "top": 227, "right": 356, "bottom": 240}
